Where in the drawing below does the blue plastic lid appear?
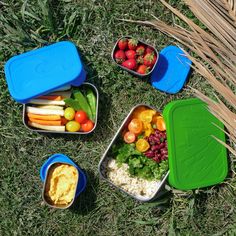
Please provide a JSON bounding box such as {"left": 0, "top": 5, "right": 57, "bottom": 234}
{"left": 40, "top": 153, "right": 87, "bottom": 198}
{"left": 151, "top": 45, "right": 192, "bottom": 94}
{"left": 5, "top": 41, "right": 86, "bottom": 103}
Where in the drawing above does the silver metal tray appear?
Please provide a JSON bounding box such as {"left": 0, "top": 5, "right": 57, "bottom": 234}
{"left": 98, "top": 104, "right": 169, "bottom": 202}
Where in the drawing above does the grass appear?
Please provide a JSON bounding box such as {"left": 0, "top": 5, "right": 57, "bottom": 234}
{"left": 0, "top": 0, "right": 236, "bottom": 235}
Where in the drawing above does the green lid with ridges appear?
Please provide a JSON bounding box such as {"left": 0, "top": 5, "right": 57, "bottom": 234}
{"left": 163, "top": 98, "right": 228, "bottom": 190}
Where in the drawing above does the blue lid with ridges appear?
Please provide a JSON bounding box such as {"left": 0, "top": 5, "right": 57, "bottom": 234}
{"left": 151, "top": 45, "right": 192, "bottom": 94}
{"left": 4, "top": 41, "right": 86, "bottom": 103}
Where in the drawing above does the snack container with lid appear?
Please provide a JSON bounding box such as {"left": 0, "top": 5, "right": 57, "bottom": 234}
{"left": 40, "top": 153, "right": 87, "bottom": 209}
{"left": 98, "top": 99, "right": 228, "bottom": 201}
{"left": 112, "top": 36, "right": 193, "bottom": 94}
{"left": 4, "top": 41, "right": 99, "bottom": 134}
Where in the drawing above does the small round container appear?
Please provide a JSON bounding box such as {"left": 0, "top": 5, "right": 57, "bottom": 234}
{"left": 40, "top": 154, "right": 87, "bottom": 209}
{"left": 111, "top": 36, "right": 159, "bottom": 77}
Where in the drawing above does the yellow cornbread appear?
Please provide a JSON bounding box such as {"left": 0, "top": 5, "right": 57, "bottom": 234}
{"left": 45, "top": 164, "right": 78, "bottom": 205}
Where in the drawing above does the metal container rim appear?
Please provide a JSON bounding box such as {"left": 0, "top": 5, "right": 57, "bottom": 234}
{"left": 98, "top": 104, "right": 169, "bottom": 202}
{"left": 22, "top": 82, "right": 99, "bottom": 134}
{"left": 42, "top": 161, "right": 79, "bottom": 209}
{"left": 111, "top": 36, "right": 159, "bottom": 77}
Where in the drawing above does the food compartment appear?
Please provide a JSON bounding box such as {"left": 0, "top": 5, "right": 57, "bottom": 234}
{"left": 42, "top": 162, "right": 79, "bottom": 209}
{"left": 112, "top": 36, "right": 159, "bottom": 77}
{"left": 98, "top": 104, "right": 169, "bottom": 202}
{"left": 23, "top": 82, "right": 98, "bottom": 134}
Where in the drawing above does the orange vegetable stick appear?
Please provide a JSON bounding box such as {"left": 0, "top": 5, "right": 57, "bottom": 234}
{"left": 28, "top": 117, "right": 62, "bottom": 126}
{"left": 37, "top": 95, "right": 62, "bottom": 101}
{"left": 27, "top": 113, "right": 61, "bottom": 121}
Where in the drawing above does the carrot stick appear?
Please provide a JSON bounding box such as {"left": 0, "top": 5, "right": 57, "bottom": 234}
{"left": 28, "top": 117, "right": 62, "bottom": 126}
{"left": 37, "top": 95, "right": 62, "bottom": 100}
{"left": 27, "top": 113, "right": 61, "bottom": 121}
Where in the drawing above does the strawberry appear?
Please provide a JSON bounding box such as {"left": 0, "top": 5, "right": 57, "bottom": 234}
{"left": 137, "top": 55, "right": 144, "bottom": 64}
{"left": 122, "top": 59, "right": 137, "bottom": 70}
{"left": 136, "top": 65, "right": 149, "bottom": 74}
{"left": 143, "top": 53, "right": 157, "bottom": 67}
{"left": 114, "top": 50, "right": 126, "bottom": 64}
{"left": 145, "top": 46, "right": 154, "bottom": 54}
{"left": 125, "top": 50, "right": 136, "bottom": 59}
{"left": 128, "top": 38, "right": 138, "bottom": 50}
{"left": 136, "top": 45, "right": 145, "bottom": 55}
{"left": 118, "top": 38, "right": 128, "bottom": 50}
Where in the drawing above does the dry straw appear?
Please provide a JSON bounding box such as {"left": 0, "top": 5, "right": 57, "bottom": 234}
{"left": 121, "top": 0, "right": 236, "bottom": 157}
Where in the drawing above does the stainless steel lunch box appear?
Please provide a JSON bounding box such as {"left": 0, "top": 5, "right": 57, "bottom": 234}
{"left": 98, "top": 104, "right": 169, "bottom": 202}
{"left": 23, "top": 82, "right": 99, "bottom": 134}
{"left": 111, "top": 36, "right": 159, "bottom": 77}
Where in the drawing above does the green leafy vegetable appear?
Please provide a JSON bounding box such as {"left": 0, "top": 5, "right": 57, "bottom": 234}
{"left": 112, "top": 143, "right": 168, "bottom": 180}
{"left": 64, "top": 98, "right": 81, "bottom": 111}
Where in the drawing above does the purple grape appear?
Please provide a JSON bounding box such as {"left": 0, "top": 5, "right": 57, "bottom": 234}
{"left": 162, "top": 133, "right": 167, "bottom": 139}
{"left": 144, "top": 150, "right": 155, "bottom": 158}
{"left": 151, "top": 145, "right": 159, "bottom": 151}
{"left": 161, "top": 154, "right": 168, "bottom": 160}
{"left": 159, "top": 143, "right": 165, "bottom": 149}
{"left": 155, "top": 130, "right": 160, "bottom": 136}
{"left": 156, "top": 153, "right": 162, "bottom": 159}
{"left": 153, "top": 156, "right": 161, "bottom": 163}
{"left": 153, "top": 136, "right": 160, "bottom": 144}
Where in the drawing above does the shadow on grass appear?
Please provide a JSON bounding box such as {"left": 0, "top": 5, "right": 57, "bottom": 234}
{"left": 70, "top": 169, "right": 99, "bottom": 215}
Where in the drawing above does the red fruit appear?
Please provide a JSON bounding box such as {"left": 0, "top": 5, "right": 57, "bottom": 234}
{"left": 81, "top": 120, "right": 94, "bottom": 132}
{"left": 136, "top": 45, "right": 145, "bottom": 55}
{"left": 136, "top": 65, "right": 149, "bottom": 75}
{"left": 137, "top": 55, "right": 144, "bottom": 64}
{"left": 114, "top": 50, "right": 126, "bottom": 64}
{"left": 145, "top": 46, "right": 154, "bottom": 54}
{"left": 75, "top": 110, "right": 88, "bottom": 124}
{"left": 122, "top": 59, "right": 137, "bottom": 70}
{"left": 118, "top": 38, "right": 128, "bottom": 50}
{"left": 128, "top": 38, "right": 138, "bottom": 50}
{"left": 125, "top": 50, "right": 136, "bottom": 59}
{"left": 143, "top": 53, "right": 157, "bottom": 67}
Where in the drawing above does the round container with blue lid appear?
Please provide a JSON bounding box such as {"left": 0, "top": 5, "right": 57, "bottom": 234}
{"left": 41, "top": 153, "right": 87, "bottom": 209}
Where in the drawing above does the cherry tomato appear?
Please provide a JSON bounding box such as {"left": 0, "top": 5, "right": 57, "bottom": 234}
{"left": 64, "top": 107, "right": 75, "bottom": 121}
{"left": 136, "top": 138, "right": 150, "bottom": 152}
{"left": 75, "top": 110, "right": 88, "bottom": 124}
{"left": 139, "top": 109, "right": 156, "bottom": 123}
{"left": 132, "top": 106, "right": 147, "bottom": 119}
{"left": 124, "top": 131, "right": 136, "bottom": 143}
{"left": 66, "top": 121, "right": 80, "bottom": 132}
{"left": 81, "top": 120, "right": 94, "bottom": 132}
{"left": 128, "top": 118, "right": 143, "bottom": 135}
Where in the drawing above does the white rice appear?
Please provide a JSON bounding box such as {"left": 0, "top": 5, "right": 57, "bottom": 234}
{"left": 107, "top": 159, "right": 160, "bottom": 199}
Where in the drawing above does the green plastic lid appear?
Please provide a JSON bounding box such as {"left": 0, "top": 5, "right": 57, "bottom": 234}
{"left": 163, "top": 98, "right": 228, "bottom": 190}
